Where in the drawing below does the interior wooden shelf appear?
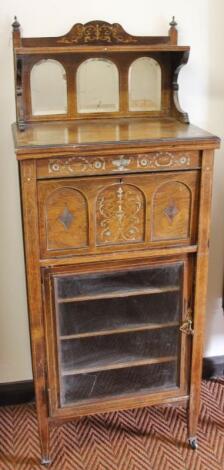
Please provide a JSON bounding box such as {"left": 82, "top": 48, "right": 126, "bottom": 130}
{"left": 61, "top": 355, "right": 177, "bottom": 376}
{"left": 59, "top": 321, "right": 180, "bottom": 340}
{"left": 57, "top": 285, "right": 180, "bottom": 304}
{"left": 61, "top": 360, "right": 178, "bottom": 405}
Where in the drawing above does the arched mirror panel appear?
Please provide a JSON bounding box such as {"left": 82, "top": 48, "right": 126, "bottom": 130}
{"left": 31, "top": 59, "right": 67, "bottom": 115}
{"left": 77, "top": 58, "right": 119, "bottom": 113}
{"left": 129, "top": 57, "right": 161, "bottom": 111}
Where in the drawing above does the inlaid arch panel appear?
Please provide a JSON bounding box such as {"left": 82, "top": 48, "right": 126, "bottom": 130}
{"left": 96, "top": 183, "right": 145, "bottom": 246}
{"left": 45, "top": 187, "right": 88, "bottom": 251}
{"left": 152, "top": 181, "right": 191, "bottom": 241}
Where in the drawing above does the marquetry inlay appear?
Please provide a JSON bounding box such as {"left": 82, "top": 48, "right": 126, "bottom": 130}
{"left": 48, "top": 156, "right": 106, "bottom": 174}
{"left": 163, "top": 201, "right": 179, "bottom": 223}
{"left": 58, "top": 206, "right": 74, "bottom": 230}
{"left": 96, "top": 184, "right": 145, "bottom": 245}
{"left": 137, "top": 152, "right": 190, "bottom": 169}
{"left": 57, "top": 21, "right": 138, "bottom": 45}
{"left": 41, "top": 151, "right": 198, "bottom": 180}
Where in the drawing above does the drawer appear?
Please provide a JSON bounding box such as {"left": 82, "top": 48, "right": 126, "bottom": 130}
{"left": 37, "top": 171, "right": 199, "bottom": 258}
{"left": 36, "top": 150, "right": 201, "bottom": 179}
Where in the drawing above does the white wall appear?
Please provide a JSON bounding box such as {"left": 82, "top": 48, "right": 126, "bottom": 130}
{"left": 0, "top": 0, "right": 224, "bottom": 383}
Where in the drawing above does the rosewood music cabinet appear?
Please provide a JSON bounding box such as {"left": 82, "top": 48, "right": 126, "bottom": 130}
{"left": 12, "top": 16, "right": 220, "bottom": 464}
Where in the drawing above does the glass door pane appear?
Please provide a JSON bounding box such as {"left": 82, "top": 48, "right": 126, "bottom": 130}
{"left": 52, "top": 262, "right": 184, "bottom": 407}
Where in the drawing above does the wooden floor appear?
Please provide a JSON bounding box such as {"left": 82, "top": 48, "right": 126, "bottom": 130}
{"left": 0, "top": 379, "right": 224, "bottom": 470}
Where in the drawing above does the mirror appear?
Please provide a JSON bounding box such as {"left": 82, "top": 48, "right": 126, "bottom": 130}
{"left": 129, "top": 57, "right": 161, "bottom": 111}
{"left": 77, "top": 58, "right": 119, "bottom": 113}
{"left": 31, "top": 59, "right": 67, "bottom": 115}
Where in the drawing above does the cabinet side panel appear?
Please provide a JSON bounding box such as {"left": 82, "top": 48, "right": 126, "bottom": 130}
{"left": 189, "top": 150, "right": 214, "bottom": 438}
{"left": 20, "top": 160, "right": 50, "bottom": 461}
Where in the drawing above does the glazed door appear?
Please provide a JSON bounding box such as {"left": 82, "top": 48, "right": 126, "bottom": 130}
{"left": 43, "top": 258, "right": 190, "bottom": 418}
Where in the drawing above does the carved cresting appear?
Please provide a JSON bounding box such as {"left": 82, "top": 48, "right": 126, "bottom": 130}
{"left": 57, "top": 21, "right": 138, "bottom": 45}
{"left": 96, "top": 184, "right": 145, "bottom": 245}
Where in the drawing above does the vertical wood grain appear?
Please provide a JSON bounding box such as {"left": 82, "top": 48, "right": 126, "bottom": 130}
{"left": 20, "top": 160, "right": 50, "bottom": 462}
{"left": 188, "top": 150, "right": 214, "bottom": 438}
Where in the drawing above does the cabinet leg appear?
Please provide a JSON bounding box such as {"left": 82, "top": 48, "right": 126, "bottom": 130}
{"left": 188, "top": 387, "right": 200, "bottom": 451}
{"left": 38, "top": 411, "right": 51, "bottom": 465}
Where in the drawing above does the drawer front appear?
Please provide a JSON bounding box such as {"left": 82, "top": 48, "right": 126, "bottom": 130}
{"left": 37, "top": 171, "right": 199, "bottom": 258}
{"left": 36, "top": 151, "right": 200, "bottom": 179}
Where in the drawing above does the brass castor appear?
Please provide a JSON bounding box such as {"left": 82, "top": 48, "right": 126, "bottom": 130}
{"left": 40, "top": 458, "right": 51, "bottom": 466}
{"left": 188, "top": 437, "right": 198, "bottom": 450}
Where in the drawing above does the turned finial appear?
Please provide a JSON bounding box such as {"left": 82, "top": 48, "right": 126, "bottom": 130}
{"left": 12, "top": 16, "right": 20, "bottom": 32}
{"left": 169, "top": 16, "right": 177, "bottom": 28}
{"left": 169, "top": 16, "right": 178, "bottom": 45}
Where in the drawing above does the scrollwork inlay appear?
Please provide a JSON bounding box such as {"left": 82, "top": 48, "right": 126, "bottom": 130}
{"left": 137, "top": 152, "right": 190, "bottom": 169}
{"left": 49, "top": 157, "right": 106, "bottom": 174}
{"left": 57, "top": 22, "right": 138, "bottom": 45}
{"left": 48, "top": 152, "right": 191, "bottom": 177}
{"left": 96, "top": 184, "right": 144, "bottom": 245}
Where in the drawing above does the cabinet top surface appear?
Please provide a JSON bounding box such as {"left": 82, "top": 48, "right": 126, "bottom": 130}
{"left": 12, "top": 118, "right": 220, "bottom": 156}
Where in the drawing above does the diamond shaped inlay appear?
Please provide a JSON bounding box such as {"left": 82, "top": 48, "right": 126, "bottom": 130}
{"left": 58, "top": 206, "right": 74, "bottom": 229}
{"left": 164, "top": 201, "right": 179, "bottom": 223}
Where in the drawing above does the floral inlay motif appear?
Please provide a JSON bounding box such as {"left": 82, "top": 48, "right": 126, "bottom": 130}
{"left": 48, "top": 152, "right": 191, "bottom": 177}
{"left": 49, "top": 157, "right": 105, "bottom": 174}
{"left": 137, "top": 152, "right": 190, "bottom": 169}
{"left": 57, "top": 22, "right": 138, "bottom": 45}
{"left": 96, "top": 184, "right": 144, "bottom": 245}
{"left": 112, "top": 156, "right": 131, "bottom": 171}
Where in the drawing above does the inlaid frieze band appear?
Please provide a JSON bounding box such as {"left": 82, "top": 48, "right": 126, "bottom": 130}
{"left": 41, "top": 151, "right": 199, "bottom": 180}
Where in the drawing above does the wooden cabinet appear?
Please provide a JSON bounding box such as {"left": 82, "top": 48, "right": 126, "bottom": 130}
{"left": 12, "top": 17, "right": 220, "bottom": 464}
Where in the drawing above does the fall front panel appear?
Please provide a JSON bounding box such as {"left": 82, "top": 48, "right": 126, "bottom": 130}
{"left": 38, "top": 172, "right": 199, "bottom": 258}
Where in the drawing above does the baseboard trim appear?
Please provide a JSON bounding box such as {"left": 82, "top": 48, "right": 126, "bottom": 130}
{"left": 202, "top": 355, "right": 224, "bottom": 380}
{"left": 0, "top": 356, "right": 223, "bottom": 407}
{"left": 0, "top": 380, "right": 34, "bottom": 406}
